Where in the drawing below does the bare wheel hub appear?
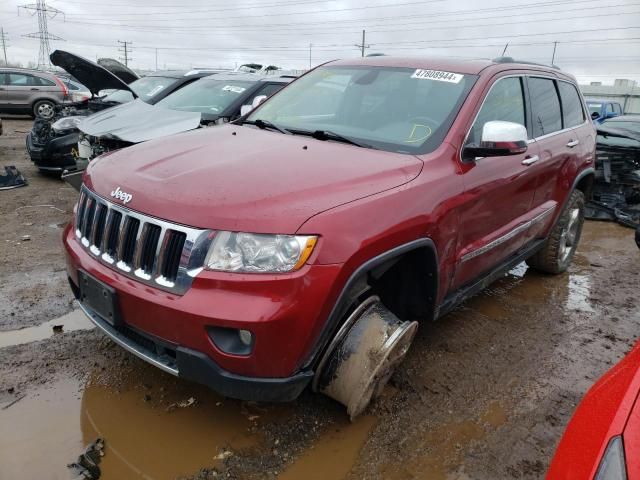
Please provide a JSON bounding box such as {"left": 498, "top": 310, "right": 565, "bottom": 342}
{"left": 314, "top": 296, "right": 418, "bottom": 420}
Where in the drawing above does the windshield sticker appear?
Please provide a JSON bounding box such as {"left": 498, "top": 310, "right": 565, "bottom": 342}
{"left": 146, "top": 85, "right": 165, "bottom": 97}
{"left": 222, "top": 85, "right": 246, "bottom": 94}
{"left": 411, "top": 69, "right": 464, "bottom": 83}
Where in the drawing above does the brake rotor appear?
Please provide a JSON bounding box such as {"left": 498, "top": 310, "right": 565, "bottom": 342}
{"left": 314, "top": 296, "right": 418, "bottom": 420}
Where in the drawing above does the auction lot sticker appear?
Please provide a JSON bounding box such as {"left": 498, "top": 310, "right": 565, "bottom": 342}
{"left": 411, "top": 69, "right": 464, "bottom": 83}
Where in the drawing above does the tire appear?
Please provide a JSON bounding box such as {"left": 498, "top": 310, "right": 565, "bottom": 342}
{"left": 526, "top": 190, "right": 585, "bottom": 274}
{"left": 33, "top": 100, "right": 55, "bottom": 120}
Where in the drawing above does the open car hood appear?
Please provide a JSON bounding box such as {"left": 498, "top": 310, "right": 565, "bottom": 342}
{"left": 78, "top": 99, "right": 202, "bottom": 143}
{"left": 96, "top": 58, "right": 138, "bottom": 85}
{"left": 50, "top": 50, "right": 138, "bottom": 97}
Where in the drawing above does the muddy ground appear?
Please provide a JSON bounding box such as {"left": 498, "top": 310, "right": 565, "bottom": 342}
{"left": 1, "top": 116, "right": 639, "bottom": 480}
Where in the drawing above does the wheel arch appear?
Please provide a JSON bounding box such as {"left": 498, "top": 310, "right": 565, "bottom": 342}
{"left": 303, "top": 238, "right": 439, "bottom": 371}
{"left": 574, "top": 168, "right": 595, "bottom": 201}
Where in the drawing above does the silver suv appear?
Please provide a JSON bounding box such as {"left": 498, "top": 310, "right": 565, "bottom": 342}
{"left": 0, "top": 68, "right": 69, "bottom": 119}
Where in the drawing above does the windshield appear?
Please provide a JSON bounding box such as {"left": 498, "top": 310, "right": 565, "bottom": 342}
{"left": 103, "top": 76, "right": 177, "bottom": 104}
{"left": 587, "top": 103, "right": 602, "bottom": 116}
{"left": 155, "top": 79, "right": 255, "bottom": 114}
{"left": 602, "top": 119, "right": 640, "bottom": 134}
{"left": 247, "top": 65, "right": 477, "bottom": 154}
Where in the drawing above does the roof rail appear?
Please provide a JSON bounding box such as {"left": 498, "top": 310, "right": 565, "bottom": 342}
{"left": 492, "top": 56, "right": 561, "bottom": 70}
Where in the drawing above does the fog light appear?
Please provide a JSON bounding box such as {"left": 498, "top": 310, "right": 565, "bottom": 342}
{"left": 239, "top": 329, "right": 253, "bottom": 346}
{"left": 207, "top": 326, "right": 254, "bottom": 356}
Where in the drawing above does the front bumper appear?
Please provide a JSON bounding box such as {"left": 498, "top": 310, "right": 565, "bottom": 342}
{"left": 26, "top": 130, "right": 79, "bottom": 171}
{"left": 78, "top": 301, "right": 313, "bottom": 401}
{"left": 63, "top": 224, "right": 344, "bottom": 401}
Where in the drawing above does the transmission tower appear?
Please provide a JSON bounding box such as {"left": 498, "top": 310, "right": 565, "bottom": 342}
{"left": 118, "top": 40, "right": 132, "bottom": 67}
{"left": 19, "top": 0, "right": 64, "bottom": 69}
{"left": 0, "top": 28, "right": 9, "bottom": 66}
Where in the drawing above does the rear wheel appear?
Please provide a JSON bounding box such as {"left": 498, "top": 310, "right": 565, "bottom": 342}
{"left": 527, "top": 190, "right": 585, "bottom": 274}
{"left": 33, "top": 100, "right": 55, "bottom": 120}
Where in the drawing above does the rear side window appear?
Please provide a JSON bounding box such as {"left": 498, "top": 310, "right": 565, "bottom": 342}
{"left": 614, "top": 103, "right": 623, "bottom": 115}
{"left": 466, "top": 76, "right": 526, "bottom": 146}
{"left": 250, "top": 83, "right": 284, "bottom": 103}
{"left": 557, "top": 81, "right": 585, "bottom": 128}
{"left": 606, "top": 103, "right": 614, "bottom": 114}
{"left": 35, "top": 76, "right": 56, "bottom": 87}
{"left": 528, "top": 77, "right": 562, "bottom": 137}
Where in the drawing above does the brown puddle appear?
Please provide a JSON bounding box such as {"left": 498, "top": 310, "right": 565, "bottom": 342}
{"left": 0, "top": 309, "right": 94, "bottom": 348}
{"left": 278, "top": 415, "right": 377, "bottom": 480}
{"left": 0, "top": 363, "right": 268, "bottom": 479}
{"left": 0, "top": 356, "right": 377, "bottom": 480}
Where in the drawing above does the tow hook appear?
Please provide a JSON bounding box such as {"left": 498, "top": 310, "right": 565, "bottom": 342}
{"left": 313, "top": 296, "right": 418, "bottom": 420}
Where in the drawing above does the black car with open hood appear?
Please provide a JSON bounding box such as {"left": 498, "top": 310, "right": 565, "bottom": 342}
{"left": 50, "top": 50, "right": 138, "bottom": 98}
{"left": 27, "top": 50, "right": 223, "bottom": 175}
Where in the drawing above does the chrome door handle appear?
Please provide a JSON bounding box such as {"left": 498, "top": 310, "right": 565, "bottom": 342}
{"left": 522, "top": 155, "right": 539, "bottom": 166}
{"left": 566, "top": 140, "right": 580, "bottom": 148}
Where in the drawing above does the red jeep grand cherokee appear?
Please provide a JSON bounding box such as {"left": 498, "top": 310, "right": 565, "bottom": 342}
{"left": 64, "top": 57, "right": 595, "bottom": 417}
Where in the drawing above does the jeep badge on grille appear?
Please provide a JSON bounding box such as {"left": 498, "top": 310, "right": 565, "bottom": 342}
{"left": 111, "top": 187, "right": 133, "bottom": 204}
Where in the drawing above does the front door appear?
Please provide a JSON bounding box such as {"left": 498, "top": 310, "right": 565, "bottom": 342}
{"left": 453, "top": 75, "right": 539, "bottom": 289}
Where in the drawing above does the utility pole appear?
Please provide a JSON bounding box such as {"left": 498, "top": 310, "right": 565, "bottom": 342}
{"left": 355, "top": 29, "right": 369, "bottom": 57}
{"left": 309, "top": 43, "right": 312, "bottom": 69}
{"left": 118, "top": 40, "right": 132, "bottom": 67}
{"left": 0, "top": 28, "right": 9, "bottom": 65}
{"left": 551, "top": 41, "right": 558, "bottom": 65}
{"left": 19, "top": 0, "right": 64, "bottom": 69}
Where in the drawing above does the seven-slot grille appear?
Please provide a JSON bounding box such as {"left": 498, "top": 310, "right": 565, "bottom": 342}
{"left": 75, "top": 186, "right": 211, "bottom": 295}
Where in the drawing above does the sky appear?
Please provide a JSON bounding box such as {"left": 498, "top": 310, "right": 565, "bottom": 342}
{"left": 1, "top": 0, "right": 639, "bottom": 85}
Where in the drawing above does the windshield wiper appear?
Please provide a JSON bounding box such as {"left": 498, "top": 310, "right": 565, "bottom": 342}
{"left": 291, "top": 129, "right": 375, "bottom": 149}
{"left": 242, "top": 119, "right": 290, "bottom": 135}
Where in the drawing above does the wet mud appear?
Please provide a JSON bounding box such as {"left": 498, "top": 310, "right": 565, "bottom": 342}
{"left": 1, "top": 118, "right": 639, "bottom": 479}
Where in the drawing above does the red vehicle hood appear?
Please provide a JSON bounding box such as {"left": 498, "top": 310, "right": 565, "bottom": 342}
{"left": 84, "top": 125, "right": 423, "bottom": 232}
{"left": 547, "top": 342, "right": 640, "bottom": 479}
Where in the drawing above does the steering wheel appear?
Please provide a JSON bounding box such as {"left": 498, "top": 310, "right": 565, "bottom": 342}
{"left": 405, "top": 116, "right": 439, "bottom": 143}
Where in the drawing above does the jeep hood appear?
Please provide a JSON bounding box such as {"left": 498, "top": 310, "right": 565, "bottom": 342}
{"left": 84, "top": 125, "right": 423, "bottom": 233}
{"left": 50, "top": 50, "right": 138, "bottom": 97}
{"left": 78, "top": 99, "right": 202, "bottom": 143}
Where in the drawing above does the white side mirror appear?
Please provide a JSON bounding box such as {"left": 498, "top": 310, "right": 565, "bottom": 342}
{"left": 481, "top": 120, "right": 528, "bottom": 145}
{"left": 252, "top": 95, "right": 268, "bottom": 108}
{"left": 240, "top": 105, "right": 253, "bottom": 116}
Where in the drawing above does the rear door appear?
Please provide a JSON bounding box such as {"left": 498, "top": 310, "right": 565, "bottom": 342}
{"left": 453, "top": 75, "right": 540, "bottom": 289}
{"left": 0, "top": 73, "right": 7, "bottom": 108}
{"left": 522, "top": 77, "right": 586, "bottom": 242}
{"left": 5, "top": 72, "right": 38, "bottom": 109}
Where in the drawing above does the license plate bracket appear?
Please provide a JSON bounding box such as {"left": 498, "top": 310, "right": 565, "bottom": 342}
{"left": 78, "top": 270, "right": 121, "bottom": 326}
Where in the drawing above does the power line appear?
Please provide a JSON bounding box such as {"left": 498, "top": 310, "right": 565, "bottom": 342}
{"left": 48, "top": 0, "right": 615, "bottom": 26}
{"left": 50, "top": 6, "right": 640, "bottom": 37}
{"left": 18, "top": 0, "right": 64, "bottom": 68}
{"left": 117, "top": 39, "right": 132, "bottom": 67}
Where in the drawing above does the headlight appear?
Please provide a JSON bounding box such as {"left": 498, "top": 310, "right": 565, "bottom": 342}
{"left": 595, "top": 436, "right": 627, "bottom": 480}
{"left": 204, "top": 231, "right": 317, "bottom": 273}
{"left": 51, "top": 116, "right": 84, "bottom": 133}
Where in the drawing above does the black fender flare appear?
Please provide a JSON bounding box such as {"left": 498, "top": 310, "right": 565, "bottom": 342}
{"left": 301, "top": 237, "right": 439, "bottom": 371}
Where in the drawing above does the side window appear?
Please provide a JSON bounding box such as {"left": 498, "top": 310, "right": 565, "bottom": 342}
{"left": 605, "top": 103, "right": 614, "bottom": 114}
{"left": 465, "top": 77, "right": 526, "bottom": 146}
{"left": 8, "top": 73, "right": 35, "bottom": 86}
{"left": 528, "top": 77, "right": 562, "bottom": 137}
{"left": 0, "top": 73, "right": 7, "bottom": 86}
{"left": 557, "top": 81, "right": 585, "bottom": 128}
{"left": 614, "top": 103, "right": 623, "bottom": 115}
{"left": 35, "top": 76, "right": 56, "bottom": 87}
